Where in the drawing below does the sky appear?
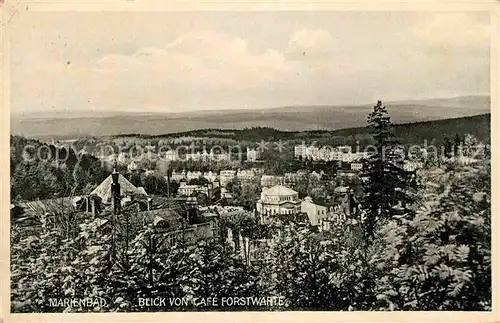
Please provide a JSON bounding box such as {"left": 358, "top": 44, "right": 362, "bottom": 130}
{"left": 10, "top": 11, "right": 490, "bottom": 114}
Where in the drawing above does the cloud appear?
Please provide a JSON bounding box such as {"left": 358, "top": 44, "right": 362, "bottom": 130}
{"left": 96, "top": 30, "right": 290, "bottom": 90}
{"left": 10, "top": 12, "right": 490, "bottom": 114}
{"left": 288, "top": 28, "right": 334, "bottom": 55}
{"left": 413, "top": 13, "right": 489, "bottom": 52}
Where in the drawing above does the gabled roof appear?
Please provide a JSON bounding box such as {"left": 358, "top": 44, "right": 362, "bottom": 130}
{"left": 263, "top": 185, "right": 298, "bottom": 196}
{"left": 19, "top": 196, "right": 83, "bottom": 217}
{"left": 134, "top": 208, "right": 186, "bottom": 230}
{"left": 137, "top": 187, "right": 148, "bottom": 196}
{"left": 90, "top": 174, "right": 145, "bottom": 202}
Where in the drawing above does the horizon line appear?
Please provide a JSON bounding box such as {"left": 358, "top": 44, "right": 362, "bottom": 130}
{"left": 10, "top": 93, "right": 491, "bottom": 118}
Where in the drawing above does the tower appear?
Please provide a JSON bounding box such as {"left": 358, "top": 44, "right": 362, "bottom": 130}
{"left": 111, "top": 160, "right": 121, "bottom": 215}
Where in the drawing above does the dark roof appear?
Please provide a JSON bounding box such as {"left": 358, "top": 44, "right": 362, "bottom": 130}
{"left": 131, "top": 208, "right": 186, "bottom": 230}
{"left": 19, "top": 196, "right": 84, "bottom": 217}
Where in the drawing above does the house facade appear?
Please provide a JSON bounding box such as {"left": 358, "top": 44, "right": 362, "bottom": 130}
{"left": 300, "top": 196, "right": 328, "bottom": 226}
{"left": 256, "top": 185, "right": 301, "bottom": 215}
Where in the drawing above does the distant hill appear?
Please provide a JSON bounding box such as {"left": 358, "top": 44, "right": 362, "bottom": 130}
{"left": 117, "top": 113, "right": 491, "bottom": 146}
{"left": 11, "top": 95, "right": 490, "bottom": 139}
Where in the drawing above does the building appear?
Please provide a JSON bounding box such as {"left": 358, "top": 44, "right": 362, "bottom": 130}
{"left": 90, "top": 173, "right": 148, "bottom": 204}
{"left": 284, "top": 171, "right": 307, "bottom": 184}
{"left": 237, "top": 169, "right": 258, "bottom": 181}
{"left": 300, "top": 196, "right": 328, "bottom": 226}
{"left": 294, "top": 144, "right": 307, "bottom": 159}
{"left": 260, "top": 175, "right": 284, "bottom": 188}
{"left": 178, "top": 182, "right": 211, "bottom": 197}
{"left": 337, "top": 170, "right": 357, "bottom": 178}
{"left": 184, "top": 150, "right": 231, "bottom": 162}
{"left": 351, "top": 162, "right": 363, "bottom": 171}
{"left": 306, "top": 146, "right": 321, "bottom": 160}
{"left": 203, "top": 171, "right": 217, "bottom": 183}
{"left": 170, "top": 170, "right": 186, "bottom": 182}
{"left": 185, "top": 152, "right": 202, "bottom": 161}
{"left": 256, "top": 185, "right": 301, "bottom": 215}
{"left": 186, "top": 171, "right": 203, "bottom": 181}
{"left": 117, "top": 152, "right": 129, "bottom": 165}
{"left": 211, "top": 152, "right": 231, "bottom": 162}
{"left": 163, "top": 150, "right": 179, "bottom": 161}
{"left": 127, "top": 161, "right": 138, "bottom": 172}
{"left": 246, "top": 148, "right": 259, "bottom": 162}
{"left": 220, "top": 187, "right": 232, "bottom": 199}
{"left": 220, "top": 170, "right": 237, "bottom": 187}
{"left": 403, "top": 161, "right": 424, "bottom": 172}
{"left": 295, "top": 144, "right": 373, "bottom": 162}
{"left": 310, "top": 170, "right": 323, "bottom": 180}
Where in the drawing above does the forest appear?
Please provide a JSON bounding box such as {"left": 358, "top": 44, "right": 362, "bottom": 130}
{"left": 113, "top": 113, "right": 490, "bottom": 147}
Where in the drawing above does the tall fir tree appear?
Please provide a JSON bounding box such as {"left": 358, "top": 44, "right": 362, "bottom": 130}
{"left": 444, "top": 136, "right": 453, "bottom": 158}
{"left": 360, "top": 101, "right": 415, "bottom": 240}
{"left": 453, "top": 133, "right": 463, "bottom": 157}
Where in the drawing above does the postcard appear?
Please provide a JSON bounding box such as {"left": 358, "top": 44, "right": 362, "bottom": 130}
{"left": 2, "top": 1, "right": 498, "bottom": 322}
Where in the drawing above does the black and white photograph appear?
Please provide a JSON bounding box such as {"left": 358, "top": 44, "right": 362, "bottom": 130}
{"left": 4, "top": 3, "right": 496, "bottom": 318}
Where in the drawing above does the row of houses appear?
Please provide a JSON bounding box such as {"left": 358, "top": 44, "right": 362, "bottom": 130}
{"left": 141, "top": 148, "right": 259, "bottom": 163}
{"left": 168, "top": 168, "right": 265, "bottom": 187}
{"left": 294, "top": 145, "right": 372, "bottom": 162}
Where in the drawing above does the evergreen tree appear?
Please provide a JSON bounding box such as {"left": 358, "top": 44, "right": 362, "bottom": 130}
{"left": 360, "top": 101, "right": 414, "bottom": 240}
{"left": 443, "top": 136, "right": 453, "bottom": 158}
{"left": 453, "top": 133, "right": 463, "bottom": 157}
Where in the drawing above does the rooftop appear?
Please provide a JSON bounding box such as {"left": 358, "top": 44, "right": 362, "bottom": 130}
{"left": 91, "top": 173, "right": 147, "bottom": 202}
{"left": 263, "top": 185, "right": 298, "bottom": 196}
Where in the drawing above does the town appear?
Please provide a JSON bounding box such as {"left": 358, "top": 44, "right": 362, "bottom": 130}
{"left": 10, "top": 102, "right": 491, "bottom": 312}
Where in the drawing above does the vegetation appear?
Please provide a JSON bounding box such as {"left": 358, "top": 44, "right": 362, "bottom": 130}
{"left": 11, "top": 159, "right": 490, "bottom": 312}
{"left": 226, "top": 178, "right": 262, "bottom": 211}
{"left": 10, "top": 102, "right": 491, "bottom": 312}
{"left": 360, "top": 101, "right": 416, "bottom": 240}
{"left": 10, "top": 136, "right": 108, "bottom": 202}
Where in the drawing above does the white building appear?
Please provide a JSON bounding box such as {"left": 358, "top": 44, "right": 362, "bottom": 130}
{"left": 403, "top": 161, "right": 424, "bottom": 172}
{"left": 306, "top": 146, "right": 321, "bottom": 161}
{"left": 117, "top": 152, "right": 129, "bottom": 165}
{"left": 212, "top": 152, "right": 231, "bottom": 161}
{"left": 294, "top": 144, "right": 372, "bottom": 162}
{"left": 170, "top": 170, "right": 186, "bottom": 182}
{"left": 221, "top": 187, "right": 232, "bottom": 199}
{"left": 178, "top": 182, "right": 211, "bottom": 197}
{"left": 127, "top": 161, "right": 138, "bottom": 172}
{"left": 237, "top": 169, "right": 257, "bottom": 181}
{"left": 187, "top": 171, "right": 203, "bottom": 181}
{"left": 294, "top": 144, "right": 307, "bottom": 159}
{"left": 163, "top": 150, "right": 179, "bottom": 161}
{"left": 91, "top": 173, "right": 147, "bottom": 204}
{"left": 351, "top": 162, "right": 363, "bottom": 171}
{"left": 300, "top": 197, "right": 328, "bottom": 226}
{"left": 220, "top": 170, "right": 237, "bottom": 187}
{"left": 246, "top": 148, "right": 259, "bottom": 162}
{"left": 204, "top": 171, "right": 217, "bottom": 183}
{"left": 284, "top": 171, "right": 307, "bottom": 183}
{"left": 256, "top": 185, "right": 301, "bottom": 215}
{"left": 185, "top": 152, "right": 202, "bottom": 161}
